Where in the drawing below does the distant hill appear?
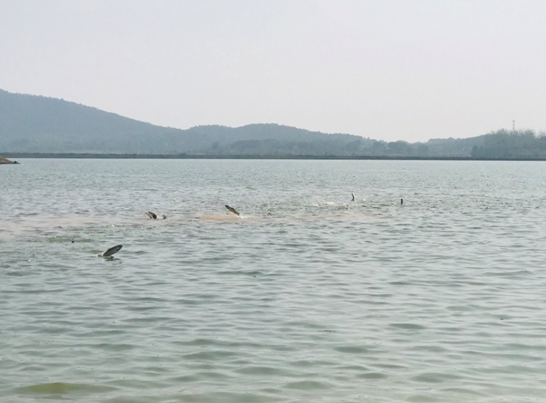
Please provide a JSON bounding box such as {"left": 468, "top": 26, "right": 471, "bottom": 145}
{"left": 2, "top": 88, "right": 543, "bottom": 158}
{"left": 0, "top": 88, "right": 176, "bottom": 153}
{"left": 0, "top": 89, "right": 373, "bottom": 155}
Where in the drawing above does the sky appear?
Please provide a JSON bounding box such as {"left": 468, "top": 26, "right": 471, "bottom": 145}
{"left": 1, "top": 0, "right": 545, "bottom": 142}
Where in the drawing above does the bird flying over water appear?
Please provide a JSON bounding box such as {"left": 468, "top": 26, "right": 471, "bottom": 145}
{"left": 225, "top": 205, "right": 240, "bottom": 216}
{"left": 99, "top": 244, "right": 123, "bottom": 258}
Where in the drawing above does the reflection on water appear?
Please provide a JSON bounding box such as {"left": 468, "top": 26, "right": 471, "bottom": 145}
{"left": 1, "top": 159, "right": 546, "bottom": 402}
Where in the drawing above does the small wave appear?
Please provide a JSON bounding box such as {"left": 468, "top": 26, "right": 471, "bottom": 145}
{"left": 356, "top": 372, "right": 389, "bottom": 379}
{"left": 16, "top": 382, "right": 115, "bottom": 394}
{"left": 334, "top": 346, "right": 371, "bottom": 354}
{"left": 284, "top": 380, "right": 332, "bottom": 390}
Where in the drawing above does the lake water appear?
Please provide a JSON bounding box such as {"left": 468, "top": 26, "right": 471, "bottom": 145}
{"left": 1, "top": 159, "right": 546, "bottom": 403}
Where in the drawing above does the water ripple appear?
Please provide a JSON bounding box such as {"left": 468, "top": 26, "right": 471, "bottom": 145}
{"left": 2, "top": 159, "right": 546, "bottom": 402}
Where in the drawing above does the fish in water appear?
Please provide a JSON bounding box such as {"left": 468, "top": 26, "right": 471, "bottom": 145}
{"left": 351, "top": 193, "right": 356, "bottom": 201}
{"left": 225, "top": 205, "right": 240, "bottom": 216}
{"left": 99, "top": 245, "right": 123, "bottom": 258}
{"left": 146, "top": 211, "right": 158, "bottom": 219}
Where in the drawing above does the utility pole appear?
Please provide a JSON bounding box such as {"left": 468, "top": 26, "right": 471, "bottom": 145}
{"left": 512, "top": 120, "right": 516, "bottom": 132}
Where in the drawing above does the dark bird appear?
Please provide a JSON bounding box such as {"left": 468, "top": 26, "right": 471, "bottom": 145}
{"left": 99, "top": 245, "right": 123, "bottom": 258}
{"left": 146, "top": 211, "right": 158, "bottom": 219}
{"left": 225, "top": 205, "right": 240, "bottom": 216}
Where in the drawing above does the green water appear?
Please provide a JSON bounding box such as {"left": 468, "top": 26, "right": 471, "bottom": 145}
{"left": 1, "top": 159, "right": 546, "bottom": 402}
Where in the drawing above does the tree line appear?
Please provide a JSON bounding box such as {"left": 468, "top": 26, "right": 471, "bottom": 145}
{"left": 471, "top": 129, "right": 546, "bottom": 159}
{"left": 2, "top": 88, "right": 545, "bottom": 158}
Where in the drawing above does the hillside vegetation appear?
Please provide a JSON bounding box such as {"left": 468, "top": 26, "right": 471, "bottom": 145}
{"left": 1, "top": 89, "right": 543, "bottom": 158}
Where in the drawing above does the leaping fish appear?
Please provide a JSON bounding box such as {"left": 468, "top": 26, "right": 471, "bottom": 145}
{"left": 98, "top": 244, "right": 123, "bottom": 258}
{"left": 146, "top": 211, "right": 158, "bottom": 219}
{"left": 225, "top": 205, "right": 240, "bottom": 216}
{"left": 351, "top": 193, "right": 356, "bottom": 201}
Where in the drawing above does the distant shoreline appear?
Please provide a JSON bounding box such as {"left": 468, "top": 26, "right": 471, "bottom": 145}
{"left": 2, "top": 153, "right": 546, "bottom": 161}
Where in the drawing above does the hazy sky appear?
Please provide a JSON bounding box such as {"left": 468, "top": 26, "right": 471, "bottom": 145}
{"left": 1, "top": 0, "right": 545, "bottom": 142}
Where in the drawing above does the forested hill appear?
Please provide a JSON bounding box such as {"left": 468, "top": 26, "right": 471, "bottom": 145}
{"left": 0, "top": 89, "right": 370, "bottom": 155}
{"left": 1, "top": 89, "right": 544, "bottom": 158}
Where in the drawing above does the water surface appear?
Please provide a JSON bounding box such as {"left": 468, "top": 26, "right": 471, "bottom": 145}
{"left": 1, "top": 159, "right": 546, "bottom": 402}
